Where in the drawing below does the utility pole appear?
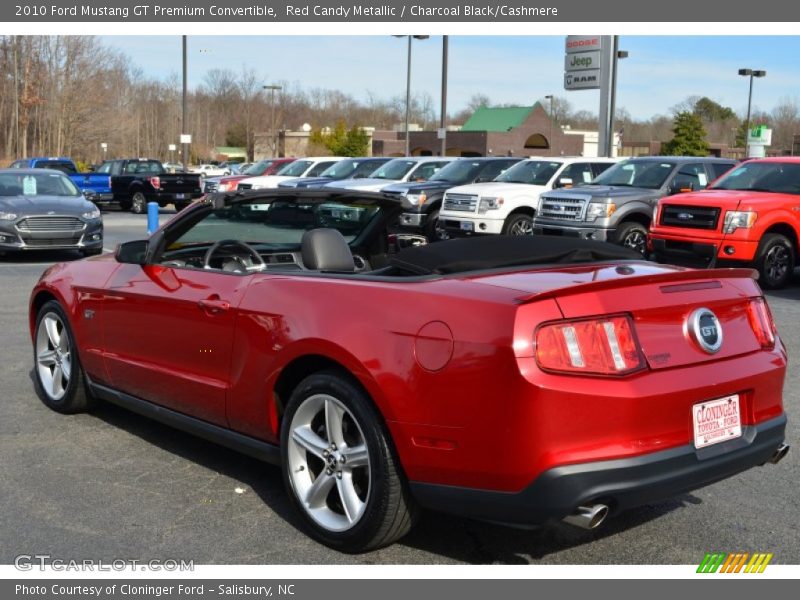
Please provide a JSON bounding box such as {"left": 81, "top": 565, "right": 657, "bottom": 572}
{"left": 440, "top": 35, "right": 448, "bottom": 157}
{"left": 181, "top": 35, "right": 189, "bottom": 168}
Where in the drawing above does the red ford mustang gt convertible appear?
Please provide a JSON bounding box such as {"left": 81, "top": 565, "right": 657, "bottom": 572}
{"left": 29, "top": 190, "right": 789, "bottom": 552}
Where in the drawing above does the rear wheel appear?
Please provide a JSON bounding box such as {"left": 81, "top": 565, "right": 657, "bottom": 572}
{"left": 131, "top": 192, "right": 147, "bottom": 214}
{"left": 33, "top": 301, "right": 93, "bottom": 414}
{"left": 754, "top": 233, "right": 795, "bottom": 289}
{"left": 281, "top": 371, "right": 416, "bottom": 552}
{"left": 616, "top": 221, "right": 649, "bottom": 255}
{"left": 502, "top": 213, "right": 534, "bottom": 236}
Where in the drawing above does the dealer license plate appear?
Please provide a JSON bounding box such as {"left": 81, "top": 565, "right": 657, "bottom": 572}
{"left": 692, "top": 394, "right": 742, "bottom": 449}
{"left": 175, "top": 193, "right": 187, "bottom": 200}
{"left": 460, "top": 221, "right": 474, "bottom": 231}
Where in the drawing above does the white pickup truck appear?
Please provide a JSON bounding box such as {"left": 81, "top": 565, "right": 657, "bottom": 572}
{"left": 438, "top": 156, "right": 618, "bottom": 236}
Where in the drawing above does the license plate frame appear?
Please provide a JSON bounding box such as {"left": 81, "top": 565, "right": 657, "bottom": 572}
{"left": 175, "top": 193, "right": 187, "bottom": 200}
{"left": 460, "top": 221, "right": 474, "bottom": 232}
{"left": 692, "top": 394, "right": 742, "bottom": 449}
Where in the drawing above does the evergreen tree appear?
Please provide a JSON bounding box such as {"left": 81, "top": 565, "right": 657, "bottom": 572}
{"left": 661, "top": 112, "right": 709, "bottom": 156}
{"left": 308, "top": 121, "right": 370, "bottom": 157}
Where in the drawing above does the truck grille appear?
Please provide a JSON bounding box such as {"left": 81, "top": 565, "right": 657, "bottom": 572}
{"left": 443, "top": 193, "right": 478, "bottom": 212}
{"left": 16, "top": 216, "right": 85, "bottom": 232}
{"left": 538, "top": 196, "right": 587, "bottom": 221}
{"left": 660, "top": 204, "right": 720, "bottom": 230}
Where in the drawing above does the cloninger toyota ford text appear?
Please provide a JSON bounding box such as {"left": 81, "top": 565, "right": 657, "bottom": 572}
{"left": 29, "top": 189, "right": 789, "bottom": 552}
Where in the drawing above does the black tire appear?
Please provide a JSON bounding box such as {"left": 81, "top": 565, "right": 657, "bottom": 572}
{"left": 175, "top": 202, "right": 190, "bottom": 212}
{"left": 280, "top": 370, "right": 416, "bottom": 552}
{"left": 131, "top": 192, "right": 147, "bottom": 214}
{"left": 615, "top": 221, "right": 649, "bottom": 255}
{"left": 119, "top": 200, "right": 132, "bottom": 211}
{"left": 502, "top": 212, "right": 534, "bottom": 236}
{"left": 425, "top": 209, "right": 448, "bottom": 242}
{"left": 754, "top": 233, "right": 795, "bottom": 289}
{"left": 32, "top": 300, "right": 93, "bottom": 414}
{"left": 81, "top": 248, "right": 103, "bottom": 257}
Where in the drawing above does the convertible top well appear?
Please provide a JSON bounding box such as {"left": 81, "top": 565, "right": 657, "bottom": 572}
{"left": 389, "top": 235, "right": 643, "bottom": 275}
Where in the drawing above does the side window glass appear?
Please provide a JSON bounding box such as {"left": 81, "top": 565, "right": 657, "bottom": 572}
{"left": 675, "top": 163, "right": 709, "bottom": 189}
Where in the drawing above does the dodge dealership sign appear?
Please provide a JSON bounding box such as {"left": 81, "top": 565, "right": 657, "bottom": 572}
{"left": 564, "top": 35, "right": 603, "bottom": 90}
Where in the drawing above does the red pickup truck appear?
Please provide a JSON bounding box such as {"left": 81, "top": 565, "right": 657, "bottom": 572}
{"left": 650, "top": 157, "right": 800, "bottom": 288}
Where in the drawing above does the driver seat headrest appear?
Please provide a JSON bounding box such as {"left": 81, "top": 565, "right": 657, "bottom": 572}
{"left": 301, "top": 228, "right": 355, "bottom": 272}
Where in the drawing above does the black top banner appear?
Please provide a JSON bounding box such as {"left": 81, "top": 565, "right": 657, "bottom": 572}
{"left": 3, "top": 0, "right": 799, "bottom": 22}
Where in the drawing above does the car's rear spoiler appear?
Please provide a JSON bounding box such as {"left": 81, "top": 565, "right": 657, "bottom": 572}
{"left": 515, "top": 267, "right": 759, "bottom": 304}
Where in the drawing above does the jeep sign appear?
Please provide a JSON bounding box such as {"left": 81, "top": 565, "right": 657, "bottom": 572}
{"left": 565, "top": 50, "right": 601, "bottom": 71}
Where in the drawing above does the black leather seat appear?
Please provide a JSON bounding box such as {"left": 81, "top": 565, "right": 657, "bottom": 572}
{"left": 301, "top": 228, "right": 355, "bottom": 272}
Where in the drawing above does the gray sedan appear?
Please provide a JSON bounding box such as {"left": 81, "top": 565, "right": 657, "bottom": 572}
{"left": 0, "top": 169, "right": 103, "bottom": 256}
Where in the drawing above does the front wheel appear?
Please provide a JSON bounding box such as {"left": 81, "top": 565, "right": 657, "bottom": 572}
{"left": 754, "top": 233, "right": 795, "bottom": 289}
{"left": 425, "top": 209, "right": 448, "bottom": 242}
{"left": 616, "top": 221, "right": 649, "bottom": 255}
{"left": 131, "top": 192, "right": 147, "bottom": 214}
{"left": 502, "top": 213, "right": 534, "bottom": 236}
{"left": 33, "top": 301, "right": 93, "bottom": 414}
{"left": 280, "top": 371, "right": 416, "bottom": 552}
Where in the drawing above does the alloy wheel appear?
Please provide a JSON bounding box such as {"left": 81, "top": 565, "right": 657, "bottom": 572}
{"left": 623, "top": 230, "right": 647, "bottom": 255}
{"left": 765, "top": 244, "right": 790, "bottom": 283}
{"left": 509, "top": 218, "right": 533, "bottom": 235}
{"left": 35, "top": 313, "right": 72, "bottom": 401}
{"left": 287, "top": 394, "right": 371, "bottom": 532}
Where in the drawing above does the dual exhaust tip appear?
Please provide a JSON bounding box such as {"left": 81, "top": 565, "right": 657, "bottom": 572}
{"left": 769, "top": 442, "right": 790, "bottom": 464}
{"left": 563, "top": 503, "right": 610, "bottom": 530}
{"left": 564, "top": 443, "right": 790, "bottom": 530}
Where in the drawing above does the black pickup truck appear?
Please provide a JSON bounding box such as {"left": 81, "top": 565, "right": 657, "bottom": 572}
{"left": 97, "top": 158, "right": 203, "bottom": 213}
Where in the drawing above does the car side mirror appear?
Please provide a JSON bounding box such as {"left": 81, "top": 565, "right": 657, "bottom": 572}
{"left": 669, "top": 177, "right": 695, "bottom": 195}
{"left": 82, "top": 190, "right": 96, "bottom": 200}
{"left": 115, "top": 240, "right": 149, "bottom": 265}
{"left": 555, "top": 177, "right": 573, "bottom": 188}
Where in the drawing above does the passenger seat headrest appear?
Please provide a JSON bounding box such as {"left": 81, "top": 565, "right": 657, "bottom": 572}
{"left": 301, "top": 228, "right": 356, "bottom": 272}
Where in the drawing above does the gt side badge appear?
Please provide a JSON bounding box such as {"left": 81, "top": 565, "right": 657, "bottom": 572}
{"left": 686, "top": 307, "right": 723, "bottom": 354}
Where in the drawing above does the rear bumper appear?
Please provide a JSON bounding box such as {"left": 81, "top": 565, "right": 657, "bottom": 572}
{"left": 410, "top": 413, "right": 787, "bottom": 526}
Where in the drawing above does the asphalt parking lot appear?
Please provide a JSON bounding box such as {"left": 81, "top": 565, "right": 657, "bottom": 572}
{"left": 0, "top": 210, "right": 797, "bottom": 565}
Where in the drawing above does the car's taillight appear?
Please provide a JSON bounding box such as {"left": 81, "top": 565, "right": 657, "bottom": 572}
{"left": 746, "top": 297, "right": 776, "bottom": 349}
{"left": 149, "top": 176, "right": 161, "bottom": 189}
{"left": 535, "top": 314, "right": 645, "bottom": 376}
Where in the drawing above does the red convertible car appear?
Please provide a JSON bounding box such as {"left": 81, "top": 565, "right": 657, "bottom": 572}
{"left": 29, "top": 190, "right": 789, "bottom": 552}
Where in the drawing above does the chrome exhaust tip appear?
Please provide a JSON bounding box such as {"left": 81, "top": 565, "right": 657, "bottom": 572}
{"left": 563, "top": 503, "right": 610, "bottom": 530}
{"left": 769, "top": 443, "right": 790, "bottom": 464}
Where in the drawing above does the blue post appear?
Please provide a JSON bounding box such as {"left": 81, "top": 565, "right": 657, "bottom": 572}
{"left": 147, "top": 202, "right": 159, "bottom": 235}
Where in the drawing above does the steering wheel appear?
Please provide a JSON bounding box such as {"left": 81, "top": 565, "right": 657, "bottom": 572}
{"left": 203, "top": 239, "right": 266, "bottom": 272}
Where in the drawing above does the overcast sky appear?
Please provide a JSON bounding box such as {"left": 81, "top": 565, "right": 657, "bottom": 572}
{"left": 101, "top": 35, "right": 800, "bottom": 120}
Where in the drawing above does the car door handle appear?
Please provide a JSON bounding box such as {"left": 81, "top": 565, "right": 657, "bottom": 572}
{"left": 198, "top": 297, "right": 230, "bottom": 314}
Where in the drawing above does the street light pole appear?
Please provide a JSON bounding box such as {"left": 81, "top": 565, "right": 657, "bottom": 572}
{"left": 440, "top": 35, "right": 448, "bottom": 157}
{"left": 181, "top": 35, "right": 188, "bottom": 168}
{"left": 263, "top": 85, "right": 283, "bottom": 157}
{"left": 394, "top": 35, "right": 429, "bottom": 156}
{"left": 738, "top": 68, "right": 766, "bottom": 157}
{"left": 544, "top": 95, "right": 554, "bottom": 155}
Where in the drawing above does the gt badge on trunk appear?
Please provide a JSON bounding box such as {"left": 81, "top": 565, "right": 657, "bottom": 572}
{"left": 687, "top": 307, "right": 723, "bottom": 354}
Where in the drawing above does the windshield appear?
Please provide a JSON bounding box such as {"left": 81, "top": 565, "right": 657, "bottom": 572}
{"left": 369, "top": 159, "right": 418, "bottom": 180}
{"left": 243, "top": 160, "right": 275, "bottom": 175}
{"left": 592, "top": 160, "right": 676, "bottom": 189}
{"left": 496, "top": 160, "right": 562, "bottom": 185}
{"left": 171, "top": 198, "right": 384, "bottom": 250}
{"left": 277, "top": 160, "right": 313, "bottom": 177}
{"left": 710, "top": 162, "right": 800, "bottom": 194}
{"left": 319, "top": 159, "right": 360, "bottom": 179}
{"left": 0, "top": 172, "right": 81, "bottom": 197}
{"left": 429, "top": 161, "right": 485, "bottom": 184}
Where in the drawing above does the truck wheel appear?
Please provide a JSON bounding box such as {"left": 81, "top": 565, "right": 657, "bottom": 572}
{"left": 425, "top": 209, "right": 448, "bottom": 242}
{"left": 754, "top": 233, "right": 795, "bottom": 289}
{"left": 502, "top": 213, "right": 534, "bottom": 236}
{"left": 131, "top": 192, "right": 147, "bottom": 214}
{"left": 281, "top": 370, "right": 417, "bottom": 552}
{"left": 175, "top": 202, "right": 190, "bottom": 212}
{"left": 119, "top": 200, "right": 132, "bottom": 211}
{"left": 616, "top": 221, "right": 648, "bottom": 255}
